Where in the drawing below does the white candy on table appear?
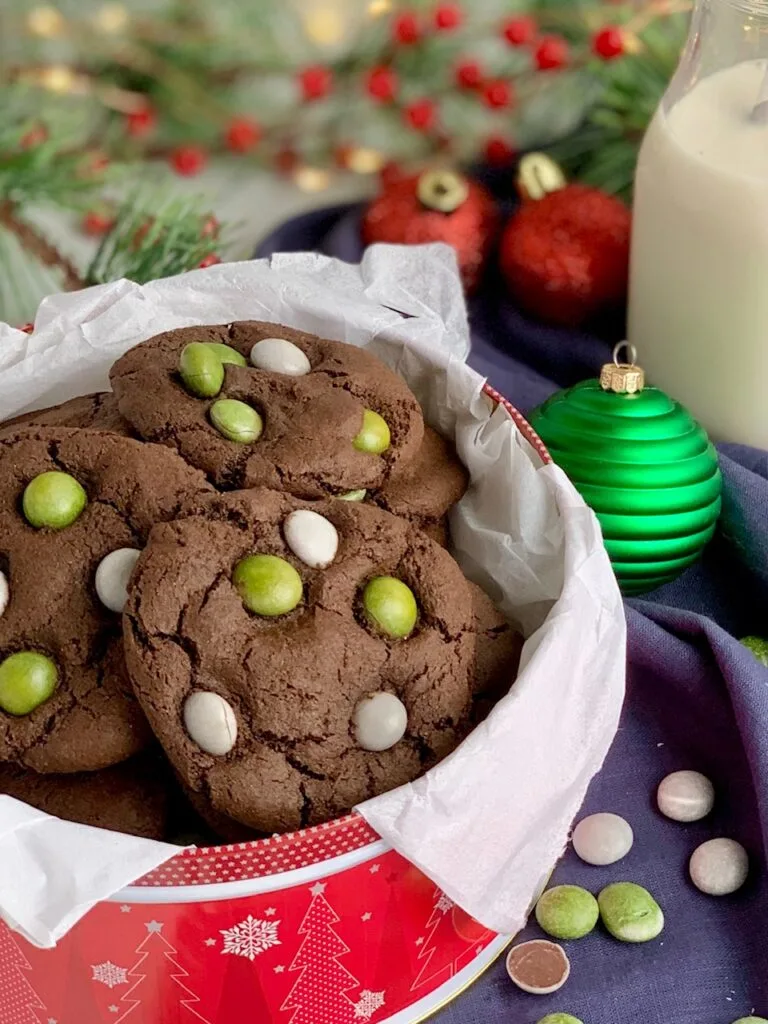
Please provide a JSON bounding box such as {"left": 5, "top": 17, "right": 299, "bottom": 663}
{"left": 284, "top": 510, "right": 339, "bottom": 569}
{"left": 0, "top": 571, "right": 8, "bottom": 618}
{"left": 657, "top": 770, "right": 715, "bottom": 822}
{"left": 95, "top": 548, "right": 142, "bottom": 613}
{"left": 572, "top": 812, "right": 634, "bottom": 866}
{"left": 353, "top": 692, "right": 408, "bottom": 752}
{"left": 183, "top": 691, "right": 238, "bottom": 756}
{"left": 250, "top": 338, "right": 311, "bottom": 376}
{"left": 689, "top": 838, "right": 749, "bottom": 895}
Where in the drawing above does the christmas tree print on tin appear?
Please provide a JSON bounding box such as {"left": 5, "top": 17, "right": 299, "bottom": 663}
{"left": 0, "top": 922, "right": 47, "bottom": 1024}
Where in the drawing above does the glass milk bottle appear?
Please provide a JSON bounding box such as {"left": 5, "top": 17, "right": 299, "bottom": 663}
{"left": 628, "top": 0, "right": 768, "bottom": 447}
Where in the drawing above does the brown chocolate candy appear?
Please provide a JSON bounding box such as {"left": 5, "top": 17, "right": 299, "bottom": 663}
{"left": 506, "top": 939, "right": 571, "bottom": 995}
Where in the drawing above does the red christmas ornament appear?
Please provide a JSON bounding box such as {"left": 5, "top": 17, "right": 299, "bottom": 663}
{"left": 482, "top": 79, "right": 513, "bottom": 109}
{"left": 393, "top": 12, "right": 421, "bottom": 45}
{"left": 81, "top": 209, "right": 115, "bottom": 237}
{"left": 484, "top": 135, "right": 516, "bottom": 167}
{"left": 502, "top": 16, "right": 536, "bottom": 46}
{"left": 455, "top": 59, "right": 482, "bottom": 89}
{"left": 535, "top": 35, "right": 569, "bottom": 70}
{"left": 362, "top": 168, "right": 499, "bottom": 293}
{"left": 299, "top": 65, "right": 332, "bottom": 101}
{"left": 170, "top": 145, "right": 207, "bottom": 177}
{"left": 225, "top": 117, "right": 261, "bottom": 153}
{"left": 434, "top": 3, "right": 462, "bottom": 31}
{"left": 500, "top": 153, "right": 631, "bottom": 327}
{"left": 404, "top": 99, "right": 436, "bottom": 132}
{"left": 199, "top": 254, "right": 222, "bottom": 268}
{"left": 593, "top": 26, "right": 625, "bottom": 59}
{"left": 366, "top": 66, "right": 397, "bottom": 103}
{"left": 125, "top": 106, "right": 156, "bottom": 138}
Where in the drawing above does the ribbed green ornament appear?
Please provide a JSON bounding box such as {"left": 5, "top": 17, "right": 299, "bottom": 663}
{"left": 528, "top": 346, "right": 722, "bottom": 596}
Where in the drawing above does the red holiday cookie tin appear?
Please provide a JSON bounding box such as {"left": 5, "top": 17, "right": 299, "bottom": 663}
{"left": 2, "top": 392, "right": 550, "bottom": 1024}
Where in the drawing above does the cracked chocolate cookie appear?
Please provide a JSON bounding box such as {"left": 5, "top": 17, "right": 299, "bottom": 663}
{"left": 124, "top": 487, "right": 487, "bottom": 834}
{"left": 109, "top": 321, "right": 424, "bottom": 497}
{"left": 0, "top": 427, "right": 214, "bottom": 773}
{"left": 1, "top": 392, "right": 133, "bottom": 438}
{"left": 0, "top": 752, "right": 171, "bottom": 839}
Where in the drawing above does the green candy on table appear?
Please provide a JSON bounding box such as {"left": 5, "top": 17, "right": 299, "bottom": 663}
{"left": 598, "top": 882, "right": 664, "bottom": 943}
{"left": 209, "top": 399, "right": 263, "bottom": 443}
{"left": 353, "top": 409, "right": 391, "bottom": 455}
{"left": 731, "top": 1017, "right": 768, "bottom": 1023}
{"left": 362, "top": 577, "right": 418, "bottom": 639}
{"left": 179, "top": 342, "right": 225, "bottom": 398}
{"left": 338, "top": 489, "right": 367, "bottom": 502}
{"left": 0, "top": 651, "right": 58, "bottom": 715}
{"left": 22, "top": 471, "right": 87, "bottom": 530}
{"left": 537, "top": 1015, "right": 584, "bottom": 1024}
{"left": 740, "top": 636, "right": 768, "bottom": 667}
{"left": 205, "top": 343, "right": 247, "bottom": 367}
{"left": 233, "top": 554, "right": 303, "bottom": 617}
{"left": 535, "top": 885, "right": 599, "bottom": 940}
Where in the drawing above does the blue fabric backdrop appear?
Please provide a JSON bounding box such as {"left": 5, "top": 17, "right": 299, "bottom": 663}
{"left": 255, "top": 204, "right": 768, "bottom": 1024}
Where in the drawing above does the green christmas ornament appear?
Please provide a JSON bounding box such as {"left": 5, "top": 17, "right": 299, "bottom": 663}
{"left": 528, "top": 344, "right": 722, "bottom": 596}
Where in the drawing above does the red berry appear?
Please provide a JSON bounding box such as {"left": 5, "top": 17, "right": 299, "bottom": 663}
{"left": 593, "top": 26, "right": 625, "bottom": 60}
{"left": 535, "top": 35, "right": 569, "bottom": 70}
{"left": 484, "top": 135, "right": 516, "bottom": 167}
{"left": 198, "top": 254, "right": 222, "bottom": 269}
{"left": 366, "top": 66, "right": 397, "bottom": 103}
{"left": 299, "top": 65, "right": 332, "bottom": 101}
{"left": 125, "top": 107, "right": 156, "bottom": 137}
{"left": 482, "top": 79, "right": 513, "bottom": 109}
{"left": 225, "top": 117, "right": 261, "bottom": 153}
{"left": 202, "top": 215, "right": 220, "bottom": 238}
{"left": 393, "top": 12, "right": 421, "bottom": 44}
{"left": 170, "top": 145, "right": 207, "bottom": 177}
{"left": 455, "top": 60, "right": 482, "bottom": 89}
{"left": 20, "top": 125, "right": 48, "bottom": 149}
{"left": 81, "top": 210, "right": 115, "bottom": 237}
{"left": 502, "top": 16, "right": 536, "bottom": 46}
{"left": 434, "top": 3, "right": 462, "bottom": 30}
{"left": 404, "top": 99, "right": 436, "bottom": 132}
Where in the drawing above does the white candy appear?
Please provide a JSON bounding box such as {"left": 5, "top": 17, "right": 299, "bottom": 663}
{"left": 0, "top": 571, "right": 8, "bottom": 618}
{"left": 95, "top": 548, "right": 142, "bottom": 613}
{"left": 353, "top": 692, "right": 408, "bottom": 752}
{"left": 689, "top": 838, "right": 749, "bottom": 896}
{"left": 572, "top": 812, "right": 634, "bottom": 866}
{"left": 284, "top": 510, "right": 339, "bottom": 569}
{"left": 657, "top": 770, "right": 715, "bottom": 822}
{"left": 183, "top": 691, "right": 238, "bottom": 756}
{"left": 250, "top": 338, "right": 311, "bottom": 376}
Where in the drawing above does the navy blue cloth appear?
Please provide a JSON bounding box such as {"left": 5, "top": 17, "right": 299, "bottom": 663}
{"left": 255, "top": 207, "right": 768, "bottom": 1024}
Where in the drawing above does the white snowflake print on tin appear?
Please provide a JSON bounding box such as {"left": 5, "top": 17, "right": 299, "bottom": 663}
{"left": 220, "top": 915, "right": 281, "bottom": 961}
{"left": 91, "top": 961, "right": 129, "bottom": 989}
{"left": 354, "top": 990, "right": 386, "bottom": 1020}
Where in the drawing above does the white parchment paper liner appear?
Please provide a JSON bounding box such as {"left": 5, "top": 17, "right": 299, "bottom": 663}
{"left": 0, "top": 244, "right": 625, "bottom": 948}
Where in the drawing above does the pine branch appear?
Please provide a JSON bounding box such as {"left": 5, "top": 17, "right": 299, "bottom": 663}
{"left": 0, "top": 201, "right": 84, "bottom": 290}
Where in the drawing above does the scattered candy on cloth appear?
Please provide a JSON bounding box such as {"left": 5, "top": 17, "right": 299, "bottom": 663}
{"left": 0, "top": 246, "right": 624, "bottom": 949}
{"left": 256, "top": 206, "right": 768, "bottom": 1024}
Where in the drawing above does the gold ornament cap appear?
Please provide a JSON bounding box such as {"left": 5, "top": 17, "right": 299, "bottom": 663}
{"left": 517, "top": 153, "right": 567, "bottom": 202}
{"left": 417, "top": 169, "right": 469, "bottom": 213}
{"left": 600, "top": 342, "right": 646, "bottom": 394}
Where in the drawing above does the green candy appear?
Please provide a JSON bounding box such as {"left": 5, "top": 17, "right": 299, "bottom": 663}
{"left": 337, "top": 489, "right": 367, "bottom": 502}
{"left": 537, "top": 1015, "right": 584, "bottom": 1024}
{"left": 741, "top": 636, "right": 768, "bottom": 667}
{"left": 205, "top": 343, "right": 247, "bottom": 367}
{"left": 233, "top": 554, "right": 303, "bottom": 617}
{"left": 353, "top": 409, "right": 391, "bottom": 455}
{"left": 23, "top": 471, "right": 87, "bottom": 530}
{"left": 535, "top": 885, "right": 599, "bottom": 940}
{"left": 209, "top": 400, "right": 263, "bottom": 444}
{"left": 598, "top": 882, "right": 664, "bottom": 943}
{"left": 179, "top": 342, "right": 225, "bottom": 398}
{"left": 731, "top": 1018, "right": 768, "bottom": 1023}
{"left": 0, "top": 652, "right": 58, "bottom": 715}
{"left": 363, "top": 577, "right": 418, "bottom": 639}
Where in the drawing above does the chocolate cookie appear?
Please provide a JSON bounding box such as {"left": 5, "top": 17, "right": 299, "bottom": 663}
{"left": 1, "top": 393, "right": 132, "bottom": 437}
{"left": 0, "top": 428, "right": 213, "bottom": 773}
{"left": 123, "top": 487, "right": 481, "bottom": 834}
{"left": 469, "top": 584, "right": 523, "bottom": 715}
{"left": 0, "top": 752, "right": 170, "bottom": 839}
{"left": 110, "top": 322, "right": 424, "bottom": 497}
